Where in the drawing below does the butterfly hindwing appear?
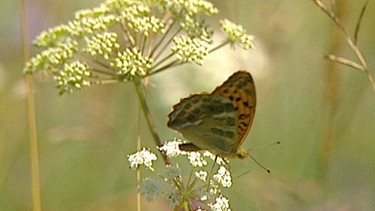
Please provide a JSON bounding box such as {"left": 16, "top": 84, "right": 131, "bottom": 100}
{"left": 168, "top": 94, "right": 239, "bottom": 156}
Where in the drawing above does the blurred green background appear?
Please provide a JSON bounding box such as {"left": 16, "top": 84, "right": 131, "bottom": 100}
{"left": 1, "top": 0, "right": 375, "bottom": 210}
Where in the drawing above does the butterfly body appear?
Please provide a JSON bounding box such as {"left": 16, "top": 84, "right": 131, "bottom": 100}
{"left": 168, "top": 71, "right": 256, "bottom": 159}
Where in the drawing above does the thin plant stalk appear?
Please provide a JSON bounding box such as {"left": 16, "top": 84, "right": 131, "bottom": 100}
{"left": 311, "top": 0, "right": 375, "bottom": 91}
{"left": 148, "top": 59, "right": 179, "bottom": 76}
{"left": 209, "top": 40, "right": 230, "bottom": 54}
{"left": 133, "top": 77, "right": 171, "bottom": 165}
{"left": 25, "top": 76, "right": 42, "bottom": 211}
{"left": 136, "top": 107, "right": 142, "bottom": 211}
{"left": 149, "top": 16, "right": 177, "bottom": 59}
{"left": 20, "top": 0, "right": 41, "bottom": 210}
{"left": 318, "top": 0, "right": 347, "bottom": 181}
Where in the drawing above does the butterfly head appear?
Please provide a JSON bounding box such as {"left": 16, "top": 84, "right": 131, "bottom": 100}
{"left": 234, "top": 148, "right": 249, "bottom": 159}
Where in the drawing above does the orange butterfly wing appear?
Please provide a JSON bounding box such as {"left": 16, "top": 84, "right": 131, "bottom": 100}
{"left": 212, "top": 71, "right": 256, "bottom": 148}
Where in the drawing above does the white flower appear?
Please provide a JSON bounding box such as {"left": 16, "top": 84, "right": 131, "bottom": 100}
{"left": 213, "top": 166, "right": 232, "bottom": 188}
{"left": 126, "top": 16, "right": 165, "bottom": 36}
{"left": 195, "top": 170, "right": 208, "bottom": 181}
{"left": 158, "top": 139, "right": 185, "bottom": 157}
{"left": 111, "top": 47, "right": 153, "bottom": 79}
{"left": 220, "top": 19, "right": 254, "bottom": 50}
{"left": 171, "top": 35, "right": 209, "bottom": 65}
{"left": 84, "top": 32, "right": 119, "bottom": 60}
{"left": 203, "top": 151, "right": 227, "bottom": 165}
{"left": 187, "top": 151, "right": 207, "bottom": 167}
{"left": 208, "top": 195, "right": 231, "bottom": 211}
{"left": 54, "top": 61, "right": 91, "bottom": 94}
{"left": 209, "top": 182, "right": 219, "bottom": 195}
{"left": 127, "top": 148, "right": 157, "bottom": 169}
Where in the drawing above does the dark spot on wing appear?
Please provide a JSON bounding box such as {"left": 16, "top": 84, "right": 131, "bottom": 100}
{"left": 227, "top": 117, "right": 235, "bottom": 126}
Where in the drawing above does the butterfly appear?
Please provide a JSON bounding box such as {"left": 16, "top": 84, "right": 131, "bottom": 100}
{"left": 167, "top": 71, "right": 256, "bottom": 159}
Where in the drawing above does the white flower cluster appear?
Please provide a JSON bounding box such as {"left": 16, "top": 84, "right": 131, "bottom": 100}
{"left": 24, "top": 38, "right": 78, "bottom": 75}
{"left": 213, "top": 166, "right": 232, "bottom": 188}
{"left": 74, "top": 5, "right": 110, "bottom": 19}
{"left": 84, "top": 32, "right": 120, "bottom": 60}
{"left": 126, "top": 16, "right": 165, "bottom": 36}
{"left": 170, "top": 0, "right": 218, "bottom": 16}
{"left": 127, "top": 147, "right": 157, "bottom": 169}
{"left": 69, "top": 8, "right": 116, "bottom": 36}
{"left": 130, "top": 140, "right": 234, "bottom": 210}
{"left": 188, "top": 151, "right": 208, "bottom": 167}
{"left": 54, "top": 61, "right": 91, "bottom": 94}
{"left": 171, "top": 35, "right": 208, "bottom": 65}
{"left": 158, "top": 138, "right": 185, "bottom": 157}
{"left": 209, "top": 195, "right": 231, "bottom": 211}
{"left": 195, "top": 170, "right": 208, "bottom": 181}
{"left": 24, "top": 0, "right": 254, "bottom": 95}
{"left": 111, "top": 47, "right": 153, "bottom": 79}
{"left": 47, "top": 41, "right": 78, "bottom": 66}
{"left": 220, "top": 19, "right": 255, "bottom": 50}
{"left": 33, "top": 25, "right": 70, "bottom": 48}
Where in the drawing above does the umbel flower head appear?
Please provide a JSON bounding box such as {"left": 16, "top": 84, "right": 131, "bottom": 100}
{"left": 128, "top": 139, "right": 233, "bottom": 211}
{"left": 23, "top": 0, "right": 254, "bottom": 94}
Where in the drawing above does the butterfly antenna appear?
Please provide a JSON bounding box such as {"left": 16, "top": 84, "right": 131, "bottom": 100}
{"left": 237, "top": 169, "right": 252, "bottom": 179}
{"left": 248, "top": 154, "right": 270, "bottom": 174}
{"left": 249, "top": 141, "right": 280, "bottom": 151}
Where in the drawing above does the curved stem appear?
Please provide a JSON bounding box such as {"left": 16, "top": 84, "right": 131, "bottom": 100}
{"left": 209, "top": 40, "right": 229, "bottom": 54}
{"left": 148, "top": 59, "right": 179, "bottom": 76}
{"left": 312, "top": 0, "right": 375, "bottom": 91}
{"left": 133, "top": 77, "right": 171, "bottom": 165}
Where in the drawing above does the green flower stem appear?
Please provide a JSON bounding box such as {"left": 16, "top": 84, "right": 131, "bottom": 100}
{"left": 90, "top": 68, "right": 116, "bottom": 76}
{"left": 140, "top": 34, "right": 147, "bottom": 55}
{"left": 120, "top": 21, "right": 136, "bottom": 47}
{"left": 77, "top": 55, "right": 116, "bottom": 76}
{"left": 153, "top": 27, "right": 182, "bottom": 61}
{"left": 187, "top": 175, "right": 198, "bottom": 192}
{"left": 134, "top": 77, "right": 171, "bottom": 165}
{"left": 150, "top": 52, "right": 175, "bottom": 72}
{"left": 173, "top": 177, "right": 183, "bottom": 191}
{"left": 148, "top": 59, "right": 179, "bottom": 76}
{"left": 209, "top": 40, "right": 229, "bottom": 54}
{"left": 91, "top": 59, "right": 114, "bottom": 71}
{"left": 96, "top": 79, "right": 122, "bottom": 84}
{"left": 149, "top": 18, "right": 178, "bottom": 59}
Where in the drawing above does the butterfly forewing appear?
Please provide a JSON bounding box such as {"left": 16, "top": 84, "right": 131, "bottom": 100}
{"left": 212, "top": 71, "right": 256, "bottom": 148}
